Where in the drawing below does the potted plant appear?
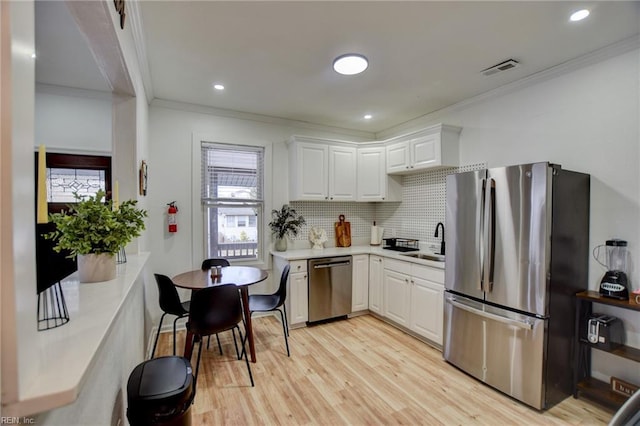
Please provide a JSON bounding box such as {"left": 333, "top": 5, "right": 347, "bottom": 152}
{"left": 268, "top": 205, "right": 305, "bottom": 251}
{"left": 46, "top": 190, "right": 147, "bottom": 282}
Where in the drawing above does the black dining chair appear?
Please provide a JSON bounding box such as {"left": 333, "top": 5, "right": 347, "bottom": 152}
{"left": 152, "top": 274, "right": 190, "bottom": 358}
{"left": 187, "top": 284, "right": 254, "bottom": 388}
{"left": 201, "top": 258, "right": 230, "bottom": 270}
{"left": 200, "top": 258, "right": 231, "bottom": 354}
{"left": 245, "top": 265, "right": 291, "bottom": 357}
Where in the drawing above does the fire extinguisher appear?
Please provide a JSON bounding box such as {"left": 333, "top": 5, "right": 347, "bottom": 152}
{"left": 167, "top": 201, "right": 178, "bottom": 233}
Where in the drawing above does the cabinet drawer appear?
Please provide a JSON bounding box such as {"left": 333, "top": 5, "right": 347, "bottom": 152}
{"left": 412, "top": 264, "right": 444, "bottom": 284}
{"left": 290, "top": 260, "right": 307, "bottom": 273}
{"left": 384, "top": 258, "right": 412, "bottom": 275}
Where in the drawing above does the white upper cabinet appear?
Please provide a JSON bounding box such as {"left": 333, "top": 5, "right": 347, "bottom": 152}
{"left": 328, "top": 145, "right": 357, "bottom": 201}
{"left": 385, "top": 124, "right": 461, "bottom": 175}
{"left": 356, "top": 146, "right": 401, "bottom": 202}
{"left": 289, "top": 138, "right": 356, "bottom": 201}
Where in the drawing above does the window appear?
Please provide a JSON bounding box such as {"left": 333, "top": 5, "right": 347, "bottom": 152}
{"left": 36, "top": 153, "right": 112, "bottom": 214}
{"left": 201, "top": 143, "right": 264, "bottom": 260}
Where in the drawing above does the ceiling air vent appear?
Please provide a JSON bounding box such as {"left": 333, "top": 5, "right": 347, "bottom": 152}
{"left": 481, "top": 59, "right": 520, "bottom": 76}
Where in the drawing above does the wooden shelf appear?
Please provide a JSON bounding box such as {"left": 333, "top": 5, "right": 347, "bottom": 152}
{"left": 579, "top": 339, "right": 640, "bottom": 363}
{"left": 577, "top": 377, "right": 629, "bottom": 411}
{"left": 576, "top": 290, "right": 640, "bottom": 311}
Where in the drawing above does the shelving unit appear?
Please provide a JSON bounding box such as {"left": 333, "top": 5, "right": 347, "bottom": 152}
{"left": 573, "top": 290, "right": 640, "bottom": 410}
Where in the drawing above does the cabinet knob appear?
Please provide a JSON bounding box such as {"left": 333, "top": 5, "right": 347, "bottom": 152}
{"left": 410, "top": 165, "right": 414, "bottom": 168}
{"left": 325, "top": 197, "right": 329, "bottom": 200}
{"left": 297, "top": 265, "right": 301, "bottom": 270}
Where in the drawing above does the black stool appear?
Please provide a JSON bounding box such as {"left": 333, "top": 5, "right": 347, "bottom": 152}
{"left": 127, "top": 356, "right": 195, "bottom": 426}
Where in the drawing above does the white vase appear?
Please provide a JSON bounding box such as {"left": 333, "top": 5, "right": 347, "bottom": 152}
{"left": 274, "top": 237, "right": 287, "bottom": 252}
{"left": 77, "top": 253, "right": 116, "bottom": 283}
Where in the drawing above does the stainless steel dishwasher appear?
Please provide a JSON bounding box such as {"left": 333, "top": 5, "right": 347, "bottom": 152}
{"left": 308, "top": 256, "right": 352, "bottom": 323}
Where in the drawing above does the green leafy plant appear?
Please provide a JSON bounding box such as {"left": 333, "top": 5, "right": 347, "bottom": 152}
{"left": 268, "top": 205, "right": 305, "bottom": 240}
{"left": 45, "top": 190, "right": 147, "bottom": 257}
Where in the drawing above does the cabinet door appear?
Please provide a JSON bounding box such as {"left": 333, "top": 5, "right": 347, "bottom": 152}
{"left": 369, "top": 255, "right": 384, "bottom": 314}
{"left": 289, "top": 271, "right": 308, "bottom": 325}
{"left": 410, "top": 277, "right": 444, "bottom": 345}
{"left": 328, "top": 145, "right": 356, "bottom": 201}
{"left": 357, "top": 147, "right": 386, "bottom": 201}
{"left": 410, "top": 134, "right": 440, "bottom": 170}
{"left": 383, "top": 269, "right": 411, "bottom": 326}
{"left": 296, "top": 143, "right": 328, "bottom": 200}
{"left": 386, "top": 141, "right": 410, "bottom": 174}
{"left": 351, "top": 254, "right": 369, "bottom": 312}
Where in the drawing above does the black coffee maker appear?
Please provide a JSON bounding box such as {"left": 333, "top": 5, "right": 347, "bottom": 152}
{"left": 594, "top": 239, "right": 629, "bottom": 300}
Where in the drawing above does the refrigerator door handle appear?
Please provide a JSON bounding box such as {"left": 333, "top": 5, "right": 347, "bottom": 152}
{"left": 487, "top": 178, "right": 496, "bottom": 292}
{"left": 447, "top": 297, "right": 534, "bottom": 330}
{"left": 479, "top": 178, "right": 487, "bottom": 291}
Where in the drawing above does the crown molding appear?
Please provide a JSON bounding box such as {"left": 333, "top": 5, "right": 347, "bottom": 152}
{"left": 151, "top": 98, "right": 376, "bottom": 140}
{"left": 377, "top": 35, "right": 640, "bottom": 139}
{"left": 36, "top": 83, "right": 115, "bottom": 101}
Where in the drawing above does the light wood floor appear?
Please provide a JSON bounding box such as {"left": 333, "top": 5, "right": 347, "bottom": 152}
{"left": 156, "top": 314, "right": 612, "bottom": 425}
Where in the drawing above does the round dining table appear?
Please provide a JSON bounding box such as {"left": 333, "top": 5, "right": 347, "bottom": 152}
{"left": 173, "top": 266, "right": 268, "bottom": 363}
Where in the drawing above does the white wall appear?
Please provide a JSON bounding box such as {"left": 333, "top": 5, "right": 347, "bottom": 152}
{"left": 147, "top": 102, "right": 373, "bottom": 322}
{"left": 35, "top": 88, "right": 112, "bottom": 153}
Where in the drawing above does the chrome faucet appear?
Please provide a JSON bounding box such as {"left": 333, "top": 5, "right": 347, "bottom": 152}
{"left": 434, "top": 222, "right": 445, "bottom": 255}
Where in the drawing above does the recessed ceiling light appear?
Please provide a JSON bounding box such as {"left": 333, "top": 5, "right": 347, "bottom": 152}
{"left": 31, "top": 53, "right": 36, "bottom": 59}
{"left": 569, "top": 9, "right": 590, "bottom": 22}
{"left": 213, "top": 84, "right": 225, "bottom": 90}
{"left": 333, "top": 54, "right": 368, "bottom": 75}
{"left": 364, "top": 114, "right": 372, "bottom": 120}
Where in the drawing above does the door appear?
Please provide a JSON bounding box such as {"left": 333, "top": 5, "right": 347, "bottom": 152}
{"left": 386, "top": 141, "right": 410, "bottom": 173}
{"left": 445, "top": 169, "right": 485, "bottom": 301}
{"left": 297, "top": 143, "right": 328, "bottom": 200}
{"left": 410, "top": 134, "right": 439, "bottom": 170}
{"left": 368, "top": 255, "right": 384, "bottom": 314}
{"left": 444, "top": 293, "right": 547, "bottom": 410}
{"left": 328, "top": 146, "right": 356, "bottom": 201}
{"left": 383, "top": 269, "right": 410, "bottom": 326}
{"left": 357, "top": 147, "right": 386, "bottom": 201}
{"left": 484, "top": 163, "right": 551, "bottom": 316}
{"left": 410, "top": 276, "right": 444, "bottom": 344}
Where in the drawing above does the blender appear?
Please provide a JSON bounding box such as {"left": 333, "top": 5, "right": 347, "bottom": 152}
{"left": 593, "top": 239, "right": 629, "bottom": 300}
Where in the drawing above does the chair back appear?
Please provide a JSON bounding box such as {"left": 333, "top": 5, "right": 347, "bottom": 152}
{"left": 201, "top": 258, "right": 230, "bottom": 270}
{"left": 188, "top": 284, "right": 243, "bottom": 337}
{"left": 274, "top": 265, "right": 290, "bottom": 307}
{"left": 154, "top": 274, "right": 189, "bottom": 316}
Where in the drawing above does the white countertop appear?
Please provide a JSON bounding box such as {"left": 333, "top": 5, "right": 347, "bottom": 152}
{"left": 3, "top": 253, "right": 150, "bottom": 417}
{"left": 271, "top": 245, "right": 445, "bottom": 269}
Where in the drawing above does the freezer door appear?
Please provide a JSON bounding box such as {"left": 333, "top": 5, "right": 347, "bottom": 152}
{"left": 485, "top": 163, "right": 552, "bottom": 316}
{"left": 443, "top": 294, "right": 547, "bottom": 410}
{"left": 445, "top": 170, "right": 485, "bottom": 300}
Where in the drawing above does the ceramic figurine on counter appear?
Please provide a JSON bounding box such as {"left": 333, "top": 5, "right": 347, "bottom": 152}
{"left": 309, "top": 226, "right": 327, "bottom": 249}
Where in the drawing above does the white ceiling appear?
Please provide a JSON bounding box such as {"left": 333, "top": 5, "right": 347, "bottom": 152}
{"left": 36, "top": 1, "right": 640, "bottom": 133}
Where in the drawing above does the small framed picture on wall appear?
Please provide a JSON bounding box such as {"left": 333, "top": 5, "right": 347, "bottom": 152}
{"left": 139, "top": 160, "right": 148, "bottom": 196}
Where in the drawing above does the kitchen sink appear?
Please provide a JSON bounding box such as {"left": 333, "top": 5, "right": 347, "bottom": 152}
{"left": 400, "top": 252, "right": 445, "bottom": 262}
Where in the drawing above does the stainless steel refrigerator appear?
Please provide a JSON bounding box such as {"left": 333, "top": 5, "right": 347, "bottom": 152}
{"left": 443, "top": 162, "right": 590, "bottom": 410}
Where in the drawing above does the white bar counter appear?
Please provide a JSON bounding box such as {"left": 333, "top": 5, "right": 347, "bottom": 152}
{"left": 3, "top": 253, "right": 149, "bottom": 417}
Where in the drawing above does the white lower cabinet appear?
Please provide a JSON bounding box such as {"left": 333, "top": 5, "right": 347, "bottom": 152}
{"left": 351, "top": 254, "right": 369, "bottom": 312}
{"left": 409, "top": 269, "right": 444, "bottom": 345}
{"left": 368, "top": 255, "right": 384, "bottom": 314}
{"left": 383, "top": 268, "right": 411, "bottom": 326}
{"left": 382, "top": 258, "right": 445, "bottom": 345}
{"left": 275, "top": 257, "right": 308, "bottom": 327}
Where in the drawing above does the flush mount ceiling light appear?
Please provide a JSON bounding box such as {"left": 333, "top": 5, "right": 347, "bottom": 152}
{"left": 333, "top": 54, "right": 368, "bottom": 75}
{"left": 364, "top": 114, "right": 372, "bottom": 120}
{"left": 569, "top": 9, "right": 590, "bottom": 22}
{"left": 213, "top": 84, "right": 225, "bottom": 90}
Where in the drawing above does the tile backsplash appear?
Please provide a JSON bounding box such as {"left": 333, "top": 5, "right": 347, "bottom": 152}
{"left": 289, "top": 162, "right": 486, "bottom": 249}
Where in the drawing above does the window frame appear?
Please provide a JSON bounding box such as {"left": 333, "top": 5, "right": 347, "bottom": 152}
{"left": 35, "top": 152, "right": 112, "bottom": 214}
{"left": 192, "top": 134, "right": 272, "bottom": 269}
